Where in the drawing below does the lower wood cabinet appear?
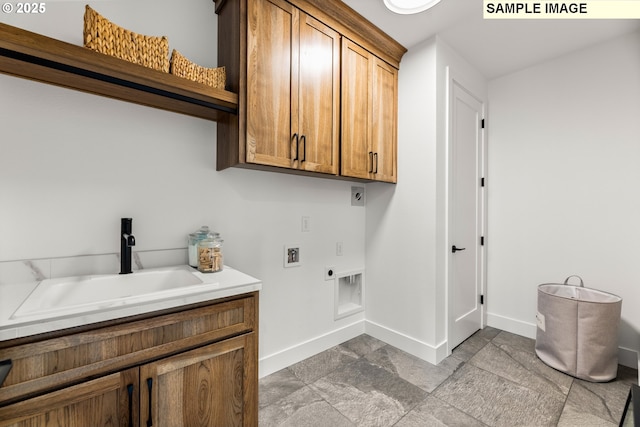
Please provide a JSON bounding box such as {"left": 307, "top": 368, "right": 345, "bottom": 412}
{"left": 0, "top": 293, "right": 258, "bottom": 427}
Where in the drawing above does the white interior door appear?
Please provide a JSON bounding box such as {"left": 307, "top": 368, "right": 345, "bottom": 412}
{"left": 449, "top": 78, "right": 485, "bottom": 351}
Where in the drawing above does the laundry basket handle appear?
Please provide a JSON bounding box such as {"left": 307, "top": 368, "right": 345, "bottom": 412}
{"left": 563, "top": 275, "right": 584, "bottom": 287}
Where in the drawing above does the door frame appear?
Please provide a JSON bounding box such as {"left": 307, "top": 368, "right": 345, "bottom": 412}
{"left": 445, "top": 67, "right": 488, "bottom": 355}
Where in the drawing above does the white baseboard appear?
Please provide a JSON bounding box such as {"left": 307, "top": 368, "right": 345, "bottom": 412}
{"left": 260, "top": 314, "right": 639, "bottom": 380}
{"left": 364, "top": 320, "right": 447, "bottom": 365}
{"left": 258, "top": 320, "right": 448, "bottom": 379}
{"left": 258, "top": 320, "right": 365, "bottom": 378}
{"left": 618, "top": 346, "right": 638, "bottom": 370}
{"left": 487, "top": 312, "right": 639, "bottom": 369}
{"left": 487, "top": 312, "right": 537, "bottom": 339}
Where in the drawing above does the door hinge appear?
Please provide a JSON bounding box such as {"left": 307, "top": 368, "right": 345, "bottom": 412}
{"left": 481, "top": 177, "right": 485, "bottom": 187}
{"left": 480, "top": 236, "right": 485, "bottom": 246}
{"left": 481, "top": 118, "right": 485, "bottom": 129}
{"left": 480, "top": 294, "right": 485, "bottom": 305}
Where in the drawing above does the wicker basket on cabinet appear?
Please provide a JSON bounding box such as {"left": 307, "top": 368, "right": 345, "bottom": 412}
{"left": 83, "top": 5, "right": 170, "bottom": 72}
{"left": 170, "top": 49, "right": 226, "bottom": 89}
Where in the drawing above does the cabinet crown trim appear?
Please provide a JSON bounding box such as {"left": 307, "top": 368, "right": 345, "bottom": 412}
{"left": 291, "top": 0, "right": 406, "bottom": 67}
{"left": 214, "top": 0, "right": 407, "bottom": 68}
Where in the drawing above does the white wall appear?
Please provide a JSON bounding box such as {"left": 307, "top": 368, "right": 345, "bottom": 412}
{"left": 8, "top": 0, "right": 635, "bottom": 375}
{"left": 365, "top": 38, "right": 438, "bottom": 358}
{"left": 365, "top": 36, "right": 487, "bottom": 364}
{"left": 487, "top": 30, "right": 640, "bottom": 362}
{"left": 0, "top": 0, "right": 366, "bottom": 377}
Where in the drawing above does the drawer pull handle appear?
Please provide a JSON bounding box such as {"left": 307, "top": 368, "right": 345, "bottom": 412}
{"left": 300, "top": 135, "right": 306, "bottom": 162}
{"left": 127, "top": 383, "right": 134, "bottom": 427}
{"left": 373, "top": 152, "right": 378, "bottom": 174}
{"left": 0, "top": 359, "right": 12, "bottom": 387}
{"left": 369, "top": 152, "right": 373, "bottom": 173}
{"left": 146, "top": 378, "right": 153, "bottom": 427}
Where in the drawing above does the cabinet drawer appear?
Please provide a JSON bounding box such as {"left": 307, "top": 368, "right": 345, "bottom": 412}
{"left": 0, "top": 293, "right": 257, "bottom": 405}
{"left": 0, "top": 369, "right": 137, "bottom": 427}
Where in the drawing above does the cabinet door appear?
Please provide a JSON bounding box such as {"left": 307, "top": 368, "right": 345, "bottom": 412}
{"left": 0, "top": 368, "right": 138, "bottom": 427}
{"left": 247, "top": 0, "right": 297, "bottom": 168}
{"left": 297, "top": 14, "right": 340, "bottom": 174}
{"left": 341, "top": 39, "right": 372, "bottom": 180}
{"left": 371, "top": 58, "right": 398, "bottom": 183}
{"left": 140, "top": 333, "right": 257, "bottom": 427}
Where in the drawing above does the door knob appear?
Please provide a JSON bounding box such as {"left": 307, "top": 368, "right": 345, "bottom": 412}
{"left": 452, "top": 245, "right": 466, "bottom": 253}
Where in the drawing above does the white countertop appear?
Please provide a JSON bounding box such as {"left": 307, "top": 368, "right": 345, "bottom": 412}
{"left": 0, "top": 265, "right": 261, "bottom": 341}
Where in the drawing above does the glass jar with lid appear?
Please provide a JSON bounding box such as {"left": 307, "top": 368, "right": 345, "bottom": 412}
{"left": 188, "top": 226, "right": 219, "bottom": 268}
{"left": 197, "top": 236, "right": 223, "bottom": 273}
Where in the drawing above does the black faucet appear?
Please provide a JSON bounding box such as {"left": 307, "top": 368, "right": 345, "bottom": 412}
{"left": 120, "top": 218, "right": 135, "bottom": 274}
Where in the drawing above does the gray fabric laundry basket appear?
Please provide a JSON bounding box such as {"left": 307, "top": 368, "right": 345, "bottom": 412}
{"left": 535, "top": 275, "right": 622, "bottom": 382}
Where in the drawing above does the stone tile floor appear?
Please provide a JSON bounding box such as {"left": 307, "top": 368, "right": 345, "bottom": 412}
{"left": 258, "top": 328, "right": 638, "bottom": 426}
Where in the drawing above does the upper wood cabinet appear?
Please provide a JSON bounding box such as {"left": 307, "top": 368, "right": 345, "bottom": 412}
{"left": 341, "top": 39, "right": 398, "bottom": 183}
{"left": 215, "top": 0, "right": 405, "bottom": 181}
{"left": 246, "top": 0, "right": 340, "bottom": 174}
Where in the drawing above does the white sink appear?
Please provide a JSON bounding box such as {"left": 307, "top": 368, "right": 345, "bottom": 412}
{"left": 11, "top": 266, "right": 218, "bottom": 320}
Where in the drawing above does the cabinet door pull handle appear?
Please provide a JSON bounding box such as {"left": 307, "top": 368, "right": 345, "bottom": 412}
{"left": 300, "top": 135, "right": 306, "bottom": 162}
{"left": 292, "top": 133, "right": 299, "bottom": 161}
{"left": 368, "top": 152, "right": 373, "bottom": 173}
{"left": 146, "top": 377, "right": 153, "bottom": 427}
{"left": 127, "top": 383, "right": 134, "bottom": 427}
{"left": 0, "top": 359, "right": 12, "bottom": 387}
{"left": 374, "top": 152, "right": 378, "bottom": 174}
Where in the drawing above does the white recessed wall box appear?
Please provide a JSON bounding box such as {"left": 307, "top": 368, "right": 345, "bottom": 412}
{"left": 283, "top": 244, "right": 301, "bottom": 268}
{"left": 334, "top": 269, "right": 364, "bottom": 320}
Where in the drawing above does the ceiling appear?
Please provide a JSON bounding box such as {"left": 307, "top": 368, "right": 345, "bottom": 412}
{"left": 342, "top": 0, "right": 640, "bottom": 79}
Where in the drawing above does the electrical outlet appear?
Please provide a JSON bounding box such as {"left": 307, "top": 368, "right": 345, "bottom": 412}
{"left": 325, "top": 266, "right": 336, "bottom": 280}
{"left": 336, "top": 241, "right": 343, "bottom": 256}
{"left": 351, "top": 186, "right": 365, "bottom": 207}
